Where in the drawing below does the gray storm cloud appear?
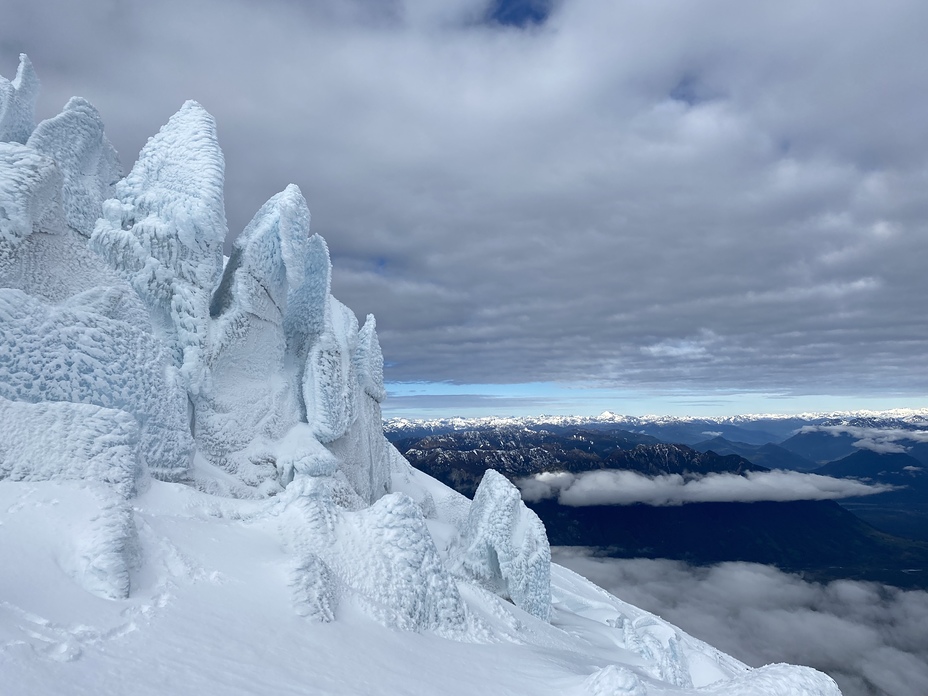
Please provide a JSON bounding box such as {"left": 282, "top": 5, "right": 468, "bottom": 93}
{"left": 518, "top": 469, "right": 893, "bottom": 506}
{"left": 3, "top": 0, "right": 928, "bottom": 402}
{"left": 551, "top": 551, "right": 928, "bottom": 696}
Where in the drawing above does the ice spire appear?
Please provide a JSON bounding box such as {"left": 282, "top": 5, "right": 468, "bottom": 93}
{"left": 210, "top": 184, "right": 310, "bottom": 322}
{"left": 27, "top": 97, "right": 121, "bottom": 236}
{"left": 284, "top": 232, "right": 331, "bottom": 359}
{"left": 195, "top": 186, "right": 312, "bottom": 464}
{"left": 303, "top": 297, "right": 358, "bottom": 443}
{"left": 91, "top": 101, "right": 227, "bottom": 394}
{"left": 355, "top": 314, "right": 386, "bottom": 403}
{"left": 0, "top": 54, "right": 39, "bottom": 144}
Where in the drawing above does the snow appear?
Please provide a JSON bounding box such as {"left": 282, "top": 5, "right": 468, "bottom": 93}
{"left": 356, "top": 314, "right": 387, "bottom": 403}
{"left": 0, "top": 396, "right": 141, "bottom": 497}
{"left": 455, "top": 469, "right": 552, "bottom": 621}
{"left": 0, "top": 142, "right": 62, "bottom": 271}
{"left": 90, "top": 100, "right": 227, "bottom": 395}
{"left": 0, "top": 288, "right": 192, "bottom": 481}
{"left": 0, "top": 54, "right": 38, "bottom": 144}
{"left": 284, "top": 232, "right": 330, "bottom": 362}
{"left": 303, "top": 297, "right": 359, "bottom": 444}
{"left": 194, "top": 187, "right": 308, "bottom": 480}
{"left": 0, "top": 55, "right": 843, "bottom": 696}
{"left": 27, "top": 97, "right": 121, "bottom": 237}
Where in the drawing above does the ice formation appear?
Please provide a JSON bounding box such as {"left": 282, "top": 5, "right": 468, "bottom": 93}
{"left": 0, "top": 54, "right": 38, "bottom": 144}
{"left": 27, "top": 96, "right": 121, "bottom": 236}
{"left": 455, "top": 469, "right": 552, "bottom": 620}
{"left": 90, "top": 100, "right": 227, "bottom": 395}
{"left": 0, "top": 56, "right": 843, "bottom": 696}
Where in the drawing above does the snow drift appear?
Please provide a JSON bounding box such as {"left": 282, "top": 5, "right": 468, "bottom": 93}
{"left": 0, "top": 54, "right": 842, "bottom": 696}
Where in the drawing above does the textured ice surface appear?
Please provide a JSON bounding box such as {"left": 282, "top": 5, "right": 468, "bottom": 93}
{"left": 0, "top": 54, "right": 38, "bottom": 144}
{"left": 303, "top": 297, "right": 358, "bottom": 443}
{"left": 91, "top": 101, "right": 226, "bottom": 394}
{"left": 27, "top": 97, "right": 121, "bottom": 236}
{"left": 195, "top": 186, "right": 311, "bottom": 469}
{"left": 0, "top": 396, "right": 141, "bottom": 498}
{"left": 279, "top": 477, "right": 468, "bottom": 636}
{"left": 0, "top": 224, "right": 148, "bottom": 307}
{"left": 284, "top": 233, "right": 330, "bottom": 363}
{"left": 326, "top": 392, "right": 392, "bottom": 505}
{"left": 456, "top": 469, "right": 552, "bottom": 621}
{"left": 0, "top": 289, "right": 192, "bottom": 480}
{"left": 355, "top": 314, "right": 386, "bottom": 403}
{"left": 0, "top": 142, "right": 62, "bottom": 270}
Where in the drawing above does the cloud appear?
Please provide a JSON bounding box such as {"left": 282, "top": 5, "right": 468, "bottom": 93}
{"left": 3, "top": 0, "right": 928, "bottom": 406}
{"left": 517, "top": 468, "right": 893, "bottom": 505}
{"left": 801, "top": 424, "right": 928, "bottom": 454}
{"left": 551, "top": 550, "right": 928, "bottom": 696}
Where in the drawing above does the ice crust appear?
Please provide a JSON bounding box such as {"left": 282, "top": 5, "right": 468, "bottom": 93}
{"left": 0, "top": 56, "right": 843, "bottom": 696}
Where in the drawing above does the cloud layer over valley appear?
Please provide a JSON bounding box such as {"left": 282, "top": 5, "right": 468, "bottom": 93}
{"left": 518, "top": 469, "right": 893, "bottom": 506}
{"left": 552, "top": 551, "right": 928, "bottom": 696}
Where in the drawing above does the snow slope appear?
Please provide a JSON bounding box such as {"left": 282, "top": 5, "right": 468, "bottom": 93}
{"left": 0, "top": 54, "right": 841, "bottom": 696}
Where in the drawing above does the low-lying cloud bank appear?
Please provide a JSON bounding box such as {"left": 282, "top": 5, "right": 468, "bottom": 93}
{"left": 551, "top": 550, "right": 928, "bottom": 696}
{"left": 518, "top": 469, "right": 893, "bottom": 506}
{"left": 801, "top": 424, "right": 928, "bottom": 455}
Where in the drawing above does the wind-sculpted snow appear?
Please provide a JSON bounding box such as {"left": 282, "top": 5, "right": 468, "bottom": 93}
{"left": 27, "top": 97, "right": 121, "bottom": 237}
{"left": 0, "top": 54, "right": 38, "bottom": 144}
{"left": 0, "top": 397, "right": 141, "bottom": 498}
{"left": 355, "top": 314, "right": 386, "bottom": 403}
{"left": 278, "top": 476, "right": 468, "bottom": 635}
{"left": 583, "top": 665, "right": 647, "bottom": 696}
{"left": 284, "top": 232, "right": 330, "bottom": 362}
{"left": 91, "top": 100, "right": 226, "bottom": 394}
{"left": 0, "top": 142, "right": 61, "bottom": 269}
{"left": 303, "top": 297, "right": 359, "bottom": 443}
{"left": 195, "top": 186, "right": 310, "bottom": 474}
{"left": 455, "top": 469, "right": 552, "bottom": 621}
{"left": 0, "top": 289, "right": 192, "bottom": 481}
{"left": 697, "top": 664, "right": 842, "bottom": 696}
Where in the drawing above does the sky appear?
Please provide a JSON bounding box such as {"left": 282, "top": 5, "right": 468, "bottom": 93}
{"left": 552, "top": 550, "right": 928, "bottom": 696}
{"left": 3, "top": 0, "right": 928, "bottom": 418}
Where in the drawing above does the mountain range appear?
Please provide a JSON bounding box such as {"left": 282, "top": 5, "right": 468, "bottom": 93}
{"left": 386, "top": 414, "right": 928, "bottom": 587}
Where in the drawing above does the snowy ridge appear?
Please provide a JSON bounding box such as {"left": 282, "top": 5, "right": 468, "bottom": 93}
{"left": 386, "top": 409, "right": 928, "bottom": 434}
{"left": 0, "top": 56, "right": 841, "bottom": 696}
